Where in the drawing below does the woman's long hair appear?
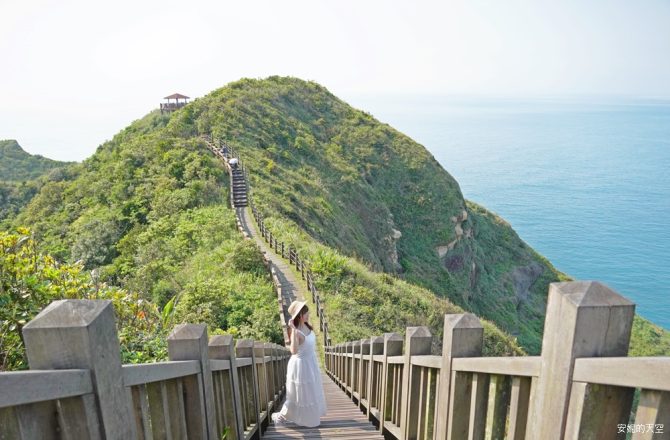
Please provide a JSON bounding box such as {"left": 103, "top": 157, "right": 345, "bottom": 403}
{"left": 288, "top": 305, "right": 313, "bottom": 343}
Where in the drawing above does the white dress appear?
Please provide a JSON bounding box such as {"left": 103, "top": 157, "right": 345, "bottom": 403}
{"left": 273, "top": 328, "right": 327, "bottom": 427}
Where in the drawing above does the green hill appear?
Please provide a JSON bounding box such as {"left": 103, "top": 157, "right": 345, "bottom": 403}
{"left": 6, "top": 77, "right": 668, "bottom": 357}
{"left": 0, "top": 140, "right": 73, "bottom": 224}
{"left": 191, "top": 76, "right": 669, "bottom": 355}
{"left": 0, "top": 140, "right": 69, "bottom": 182}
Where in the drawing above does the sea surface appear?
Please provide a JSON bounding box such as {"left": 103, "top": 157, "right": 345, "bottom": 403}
{"left": 351, "top": 95, "right": 670, "bottom": 330}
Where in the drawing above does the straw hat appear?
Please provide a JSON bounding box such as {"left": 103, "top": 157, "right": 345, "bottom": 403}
{"left": 287, "top": 300, "right": 307, "bottom": 322}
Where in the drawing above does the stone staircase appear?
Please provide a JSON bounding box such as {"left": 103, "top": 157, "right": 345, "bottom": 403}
{"left": 231, "top": 166, "right": 248, "bottom": 207}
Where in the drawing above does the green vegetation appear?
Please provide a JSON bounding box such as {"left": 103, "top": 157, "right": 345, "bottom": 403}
{"left": 0, "top": 140, "right": 69, "bottom": 182}
{"left": 0, "top": 228, "right": 166, "bottom": 370}
{"left": 1, "top": 113, "right": 283, "bottom": 370}
{"left": 0, "top": 140, "right": 73, "bottom": 224}
{"left": 186, "top": 76, "right": 667, "bottom": 355}
{"left": 3, "top": 76, "right": 667, "bottom": 361}
{"left": 260, "top": 215, "right": 523, "bottom": 356}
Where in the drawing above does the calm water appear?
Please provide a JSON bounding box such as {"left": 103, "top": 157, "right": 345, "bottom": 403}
{"left": 352, "top": 95, "right": 670, "bottom": 329}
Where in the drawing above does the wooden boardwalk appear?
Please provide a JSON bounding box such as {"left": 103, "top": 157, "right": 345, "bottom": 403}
{"left": 263, "top": 373, "right": 383, "bottom": 439}
{"left": 238, "top": 207, "right": 383, "bottom": 439}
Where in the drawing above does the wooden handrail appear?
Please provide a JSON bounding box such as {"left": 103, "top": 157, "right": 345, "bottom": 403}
{"left": 324, "top": 283, "right": 670, "bottom": 440}
{"left": 0, "top": 300, "right": 290, "bottom": 440}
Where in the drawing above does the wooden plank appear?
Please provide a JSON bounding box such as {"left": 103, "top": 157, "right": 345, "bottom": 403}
{"left": 236, "top": 358, "right": 253, "bottom": 367}
{"left": 468, "top": 372, "right": 489, "bottom": 440}
{"left": 132, "top": 384, "right": 153, "bottom": 440}
{"left": 484, "top": 374, "right": 511, "bottom": 440}
{"left": 507, "top": 376, "right": 531, "bottom": 440}
{"left": 0, "top": 369, "right": 92, "bottom": 408}
{"left": 147, "top": 381, "right": 169, "bottom": 440}
{"left": 632, "top": 389, "right": 670, "bottom": 440}
{"left": 447, "top": 371, "right": 473, "bottom": 439}
{"left": 452, "top": 356, "right": 541, "bottom": 377}
{"left": 564, "top": 381, "right": 632, "bottom": 440}
{"left": 573, "top": 357, "right": 670, "bottom": 392}
{"left": 57, "top": 394, "right": 102, "bottom": 440}
{"left": 0, "top": 406, "right": 21, "bottom": 439}
{"left": 411, "top": 355, "right": 442, "bottom": 369}
{"left": 15, "top": 400, "right": 58, "bottom": 440}
{"left": 387, "top": 356, "right": 404, "bottom": 365}
{"left": 210, "top": 359, "right": 231, "bottom": 371}
{"left": 165, "top": 379, "right": 185, "bottom": 439}
{"left": 122, "top": 361, "right": 200, "bottom": 386}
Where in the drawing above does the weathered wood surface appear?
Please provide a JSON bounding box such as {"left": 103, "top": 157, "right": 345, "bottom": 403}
{"left": 451, "top": 356, "right": 541, "bottom": 377}
{"left": 263, "top": 373, "right": 384, "bottom": 439}
{"left": 572, "top": 357, "right": 670, "bottom": 392}
{"left": 0, "top": 369, "right": 92, "bottom": 408}
{"left": 122, "top": 360, "right": 200, "bottom": 387}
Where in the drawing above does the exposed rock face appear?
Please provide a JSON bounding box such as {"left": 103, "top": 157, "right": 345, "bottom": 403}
{"left": 510, "top": 262, "right": 544, "bottom": 302}
{"left": 436, "top": 209, "right": 471, "bottom": 263}
{"left": 384, "top": 216, "right": 403, "bottom": 272}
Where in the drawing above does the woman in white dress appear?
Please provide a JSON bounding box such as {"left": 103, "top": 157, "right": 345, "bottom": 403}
{"left": 271, "top": 300, "right": 327, "bottom": 427}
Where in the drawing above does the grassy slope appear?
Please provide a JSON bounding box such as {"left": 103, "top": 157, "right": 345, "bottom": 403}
{"left": 8, "top": 77, "right": 667, "bottom": 356}
{"left": 9, "top": 112, "right": 281, "bottom": 343}
{"left": 186, "top": 76, "right": 668, "bottom": 356}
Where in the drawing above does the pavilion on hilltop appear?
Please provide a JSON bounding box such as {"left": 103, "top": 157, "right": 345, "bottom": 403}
{"left": 160, "top": 93, "right": 190, "bottom": 114}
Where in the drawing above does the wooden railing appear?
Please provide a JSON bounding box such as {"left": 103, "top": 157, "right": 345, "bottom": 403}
{"left": 202, "top": 135, "right": 332, "bottom": 350}
{"left": 325, "top": 281, "right": 670, "bottom": 440}
{"left": 0, "top": 300, "right": 290, "bottom": 440}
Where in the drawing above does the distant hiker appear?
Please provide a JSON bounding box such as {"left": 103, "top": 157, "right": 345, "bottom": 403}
{"left": 222, "top": 145, "right": 229, "bottom": 157}
{"left": 229, "top": 157, "right": 239, "bottom": 169}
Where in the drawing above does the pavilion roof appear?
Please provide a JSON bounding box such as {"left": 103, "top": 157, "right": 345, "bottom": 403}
{"left": 164, "top": 93, "right": 190, "bottom": 100}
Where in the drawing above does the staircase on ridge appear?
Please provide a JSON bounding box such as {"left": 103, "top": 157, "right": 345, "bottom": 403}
{"left": 231, "top": 165, "right": 248, "bottom": 207}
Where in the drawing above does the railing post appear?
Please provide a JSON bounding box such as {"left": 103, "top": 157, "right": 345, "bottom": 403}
{"left": 22, "top": 299, "right": 133, "bottom": 439}
{"left": 352, "top": 340, "right": 362, "bottom": 401}
{"left": 265, "top": 343, "right": 276, "bottom": 409}
{"left": 368, "top": 336, "right": 384, "bottom": 421}
{"left": 209, "top": 335, "right": 245, "bottom": 440}
{"left": 380, "top": 333, "right": 403, "bottom": 435}
{"left": 346, "top": 341, "right": 354, "bottom": 396}
{"left": 359, "top": 338, "right": 371, "bottom": 413}
{"left": 528, "top": 281, "right": 635, "bottom": 439}
{"left": 400, "top": 327, "right": 432, "bottom": 440}
{"left": 433, "top": 313, "right": 484, "bottom": 440}
{"left": 253, "top": 341, "right": 269, "bottom": 421}
{"left": 168, "top": 324, "right": 217, "bottom": 440}
{"left": 237, "top": 339, "right": 261, "bottom": 435}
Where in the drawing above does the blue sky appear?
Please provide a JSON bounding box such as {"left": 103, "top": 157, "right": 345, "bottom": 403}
{"left": 2, "top": 0, "right": 669, "bottom": 161}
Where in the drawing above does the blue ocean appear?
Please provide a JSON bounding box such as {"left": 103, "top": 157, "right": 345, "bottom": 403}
{"left": 352, "top": 95, "right": 670, "bottom": 330}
